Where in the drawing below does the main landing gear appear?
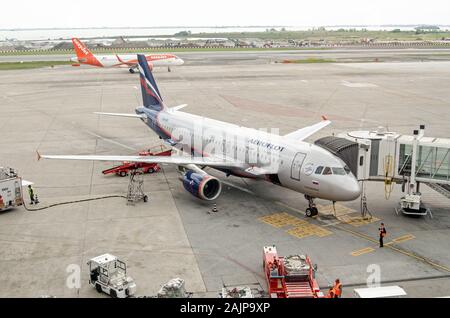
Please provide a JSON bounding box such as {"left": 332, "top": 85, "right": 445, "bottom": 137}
{"left": 305, "top": 195, "right": 318, "bottom": 217}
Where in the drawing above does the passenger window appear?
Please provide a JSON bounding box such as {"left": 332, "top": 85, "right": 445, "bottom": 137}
{"left": 323, "top": 167, "right": 332, "bottom": 175}
{"left": 315, "top": 166, "right": 324, "bottom": 174}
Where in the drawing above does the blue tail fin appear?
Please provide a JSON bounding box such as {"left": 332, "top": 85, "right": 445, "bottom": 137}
{"left": 137, "top": 54, "right": 164, "bottom": 111}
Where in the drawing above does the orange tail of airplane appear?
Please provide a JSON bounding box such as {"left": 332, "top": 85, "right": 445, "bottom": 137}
{"left": 71, "top": 38, "right": 103, "bottom": 67}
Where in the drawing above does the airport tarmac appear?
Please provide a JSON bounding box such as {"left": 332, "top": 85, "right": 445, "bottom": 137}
{"left": 0, "top": 54, "right": 449, "bottom": 297}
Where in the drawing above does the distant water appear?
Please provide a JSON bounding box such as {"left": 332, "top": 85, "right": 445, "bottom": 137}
{"left": 0, "top": 26, "right": 446, "bottom": 41}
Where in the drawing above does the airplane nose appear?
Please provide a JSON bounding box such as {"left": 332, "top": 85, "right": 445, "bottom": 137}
{"left": 345, "top": 178, "right": 362, "bottom": 201}
{"left": 70, "top": 57, "right": 78, "bottom": 63}
{"left": 177, "top": 58, "right": 185, "bottom": 65}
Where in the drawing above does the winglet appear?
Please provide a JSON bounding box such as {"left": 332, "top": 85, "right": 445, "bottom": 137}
{"left": 36, "top": 151, "right": 42, "bottom": 161}
{"left": 321, "top": 115, "right": 328, "bottom": 121}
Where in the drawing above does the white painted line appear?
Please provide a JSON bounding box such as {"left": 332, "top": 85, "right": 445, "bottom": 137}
{"left": 85, "top": 130, "right": 137, "bottom": 151}
{"left": 341, "top": 80, "right": 378, "bottom": 88}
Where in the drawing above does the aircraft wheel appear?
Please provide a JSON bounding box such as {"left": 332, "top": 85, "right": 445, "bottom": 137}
{"left": 306, "top": 208, "right": 313, "bottom": 217}
{"left": 147, "top": 168, "right": 154, "bottom": 174}
{"left": 143, "top": 195, "right": 149, "bottom": 203}
{"left": 311, "top": 207, "right": 319, "bottom": 216}
{"left": 95, "top": 283, "right": 102, "bottom": 293}
{"left": 129, "top": 68, "right": 135, "bottom": 74}
{"left": 119, "top": 171, "right": 127, "bottom": 177}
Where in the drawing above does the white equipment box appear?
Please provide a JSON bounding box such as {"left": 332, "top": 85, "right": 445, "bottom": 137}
{"left": 0, "top": 167, "right": 23, "bottom": 211}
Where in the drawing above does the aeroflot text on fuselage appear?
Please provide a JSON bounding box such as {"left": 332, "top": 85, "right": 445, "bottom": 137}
{"left": 164, "top": 124, "right": 284, "bottom": 166}
{"left": 248, "top": 138, "right": 285, "bottom": 152}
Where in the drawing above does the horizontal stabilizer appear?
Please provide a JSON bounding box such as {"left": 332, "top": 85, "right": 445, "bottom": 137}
{"left": 168, "top": 104, "right": 188, "bottom": 112}
{"left": 93, "top": 112, "right": 145, "bottom": 119}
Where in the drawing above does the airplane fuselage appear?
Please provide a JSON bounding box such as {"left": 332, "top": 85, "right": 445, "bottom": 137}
{"left": 71, "top": 53, "right": 184, "bottom": 68}
{"left": 137, "top": 106, "right": 361, "bottom": 202}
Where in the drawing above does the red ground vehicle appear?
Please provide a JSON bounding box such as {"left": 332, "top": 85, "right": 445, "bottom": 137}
{"left": 263, "top": 245, "right": 324, "bottom": 298}
{"left": 102, "top": 146, "right": 171, "bottom": 177}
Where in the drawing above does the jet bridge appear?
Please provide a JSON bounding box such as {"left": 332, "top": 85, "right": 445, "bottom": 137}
{"left": 322, "top": 125, "right": 450, "bottom": 216}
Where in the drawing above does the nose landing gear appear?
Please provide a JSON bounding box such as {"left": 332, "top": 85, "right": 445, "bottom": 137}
{"left": 305, "top": 195, "right": 318, "bottom": 217}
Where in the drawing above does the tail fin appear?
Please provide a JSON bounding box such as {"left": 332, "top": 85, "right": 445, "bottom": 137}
{"left": 138, "top": 54, "right": 164, "bottom": 111}
{"left": 72, "top": 38, "right": 103, "bottom": 67}
{"left": 72, "top": 38, "right": 93, "bottom": 59}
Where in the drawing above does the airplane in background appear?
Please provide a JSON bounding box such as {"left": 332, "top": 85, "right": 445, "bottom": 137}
{"left": 39, "top": 55, "right": 361, "bottom": 217}
{"left": 70, "top": 38, "right": 184, "bottom": 73}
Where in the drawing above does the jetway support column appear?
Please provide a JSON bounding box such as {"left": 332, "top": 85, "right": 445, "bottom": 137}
{"left": 397, "top": 126, "right": 431, "bottom": 217}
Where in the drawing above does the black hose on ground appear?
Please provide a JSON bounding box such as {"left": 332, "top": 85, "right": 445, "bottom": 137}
{"left": 22, "top": 195, "right": 127, "bottom": 212}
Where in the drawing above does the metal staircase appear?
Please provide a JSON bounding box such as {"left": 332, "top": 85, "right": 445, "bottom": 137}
{"left": 284, "top": 281, "right": 314, "bottom": 298}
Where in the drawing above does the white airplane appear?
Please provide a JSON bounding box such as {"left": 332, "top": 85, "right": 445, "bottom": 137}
{"left": 39, "top": 55, "right": 361, "bottom": 217}
{"left": 70, "top": 38, "right": 184, "bottom": 73}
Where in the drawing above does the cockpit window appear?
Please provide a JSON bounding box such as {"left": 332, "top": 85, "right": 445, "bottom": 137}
{"left": 315, "top": 166, "right": 324, "bottom": 174}
{"left": 332, "top": 167, "right": 346, "bottom": 175}
{"left": 344, "top": 165, "right": 351, "bottom": 174}
{"left": 322, "top": 167, "right": 332, "bottom": 175}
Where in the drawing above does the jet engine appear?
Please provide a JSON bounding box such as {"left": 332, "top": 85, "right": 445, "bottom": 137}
{"left": 181, "top": 170, "right": 221, "bottom": 201}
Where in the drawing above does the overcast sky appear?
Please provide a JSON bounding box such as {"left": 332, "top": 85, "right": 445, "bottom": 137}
{"left": 1, "top": 0, "right": 449, "bottom": 29}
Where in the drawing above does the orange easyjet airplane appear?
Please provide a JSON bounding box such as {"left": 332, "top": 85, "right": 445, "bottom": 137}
{"left": 70, "top": 38, "right": 184, "bottom": 73}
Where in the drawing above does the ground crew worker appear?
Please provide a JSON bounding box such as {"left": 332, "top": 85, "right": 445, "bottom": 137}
{"left": 273, "top": 258, "right": 279, "bottom": 268}
{"left": 28, "top": 185, "right": 35, "bottom": 205}
{"left": 326, "top": 286, "right": 335, "bottom": 298}
{"left": 379, "top": 223, "right": 387, "bottom": 247}
{"left": 333, "top": 279, "right": 342, "bottom": 298}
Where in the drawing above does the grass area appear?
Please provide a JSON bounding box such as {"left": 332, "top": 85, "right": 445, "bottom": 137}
{"left": 0, "top": 61, "right": 71, "bottom": 70}
{"left": 281, "top": 58, "right": 336, "bottom": 64}
{"left": 0, "top": 46, "right": 328, "bottom": 56}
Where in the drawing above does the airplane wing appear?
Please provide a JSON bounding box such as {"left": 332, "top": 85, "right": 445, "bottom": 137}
{"left": 283, "top": 116, "right": 331, "bottom": 141}
{"left": 38, "top": 153, "right": 245, "bottom": 168}
{"left": 244, "top": 166, "right": 280, "bottom": 176}
{"left": 115, "top": 54, "right": 136, "bottom": 66}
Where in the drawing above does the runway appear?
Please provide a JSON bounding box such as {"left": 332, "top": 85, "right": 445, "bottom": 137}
{"left": 1, "top": 48, "right": 450, "bottom": 65}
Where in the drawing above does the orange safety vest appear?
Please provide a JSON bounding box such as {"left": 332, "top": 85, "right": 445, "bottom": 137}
{"left": 333, "top": 283, "right": 342, "bottom": 297}
{"left": 327, "top": 289, "right": 335, "bottom": 298}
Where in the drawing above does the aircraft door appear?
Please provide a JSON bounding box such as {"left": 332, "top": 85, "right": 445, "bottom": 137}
{"left": 291, "top": 152, "right": 306, "bottom": 181}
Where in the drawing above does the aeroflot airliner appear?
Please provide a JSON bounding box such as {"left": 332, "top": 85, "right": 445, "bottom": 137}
{"left": 70, "top": 38, "right": 184, "bottom": 73}
{"left": 40, "top": 55, "right": 361, "bottom": 217}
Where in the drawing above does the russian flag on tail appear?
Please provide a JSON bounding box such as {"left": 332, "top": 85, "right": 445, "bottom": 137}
{"left": 137, "top": 54, "right": 164, "bottom": 111}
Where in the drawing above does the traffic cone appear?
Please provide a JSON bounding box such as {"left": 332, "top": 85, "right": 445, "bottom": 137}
{"left": 212, "top": 203, "right": 218, "bottom": 213}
